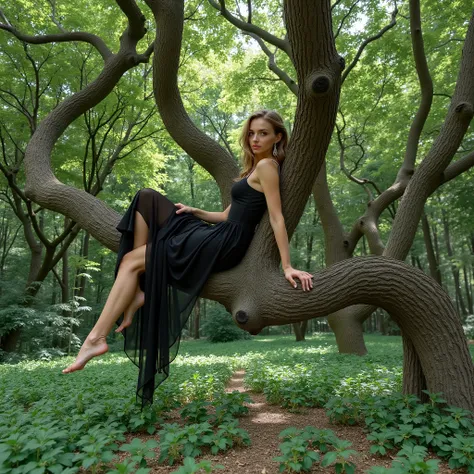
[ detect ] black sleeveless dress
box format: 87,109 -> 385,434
114,162 -> 278,409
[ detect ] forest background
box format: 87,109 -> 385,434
0,0 -> 473,368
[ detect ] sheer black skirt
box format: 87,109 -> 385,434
114,188 -> 206,410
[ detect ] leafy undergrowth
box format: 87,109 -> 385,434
0,351 -> 237,473
1,334 -> 474,473
242,335 -> 474,473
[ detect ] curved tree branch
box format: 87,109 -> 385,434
145,0 -> 238,203
16,0 -> 150,250
385,7 -> 474,258
0,24 -> 113,62
334,0 -> 361,40
246,32 -> 298,95
207,0 -> 293,59
201,256 -> 474,410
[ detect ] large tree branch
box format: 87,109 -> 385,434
145,0 -> 238,203
384,7 -> 474,259
0,24 -> 112,62
19,1 -> 150,250
201,256 -> 474,411
440,150 -> 474,184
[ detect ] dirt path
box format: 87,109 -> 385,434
115,370 -> 453,473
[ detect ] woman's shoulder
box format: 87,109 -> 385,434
256,158 -> 280,169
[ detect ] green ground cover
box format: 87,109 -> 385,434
1,334 -> 474,473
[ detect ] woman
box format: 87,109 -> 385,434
62,109 -> 313,408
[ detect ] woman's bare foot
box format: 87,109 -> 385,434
115,289 -> 145,333
62,335 -> 109,374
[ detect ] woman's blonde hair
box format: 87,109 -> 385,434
236,109 -> 288,180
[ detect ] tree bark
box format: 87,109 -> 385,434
203,256 -> 474,410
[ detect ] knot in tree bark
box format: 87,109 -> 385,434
311,75 -> 330,94
235,310 -> 248,324
233,306 -> 264,335
454,102 -> 474,119
305,70 -> 333,97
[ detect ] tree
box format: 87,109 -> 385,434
0,3 -> 161,351
1,0 -> 474,410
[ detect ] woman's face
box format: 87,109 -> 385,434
248,118 -> 280,159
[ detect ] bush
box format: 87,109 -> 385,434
202,307 -> 251,343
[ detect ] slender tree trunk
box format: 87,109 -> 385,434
62,223 -> 70,351
194,298 -> 200,339
421,211 -> 442,284
96,254 -> 104,305
442,210 -> 467,315
292,230 -> 307,340
463,265 -> 473,314
76,231 -> 90,300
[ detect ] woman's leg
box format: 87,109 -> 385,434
62,244 -> 147,373
115,211 -> 148,333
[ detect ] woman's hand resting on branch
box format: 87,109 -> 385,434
284,267 -> 314,291
175,203 -> 195,215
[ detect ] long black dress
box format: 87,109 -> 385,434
114,160 -> 278,409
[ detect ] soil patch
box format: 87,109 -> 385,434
113,370 -> 453,473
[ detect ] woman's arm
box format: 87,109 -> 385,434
176,203 -> 231,224
257,159 -> 313,291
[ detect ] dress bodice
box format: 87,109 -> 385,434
227,177 -> 267,230
227,159 -> 280,232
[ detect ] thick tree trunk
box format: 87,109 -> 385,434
293,321 -> 308,341
330,308 -> 368,354
402,334 -> 428,403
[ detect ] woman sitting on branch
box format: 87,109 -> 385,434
62,109 -> 313,408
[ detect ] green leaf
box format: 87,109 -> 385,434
321,451 -> 338,467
